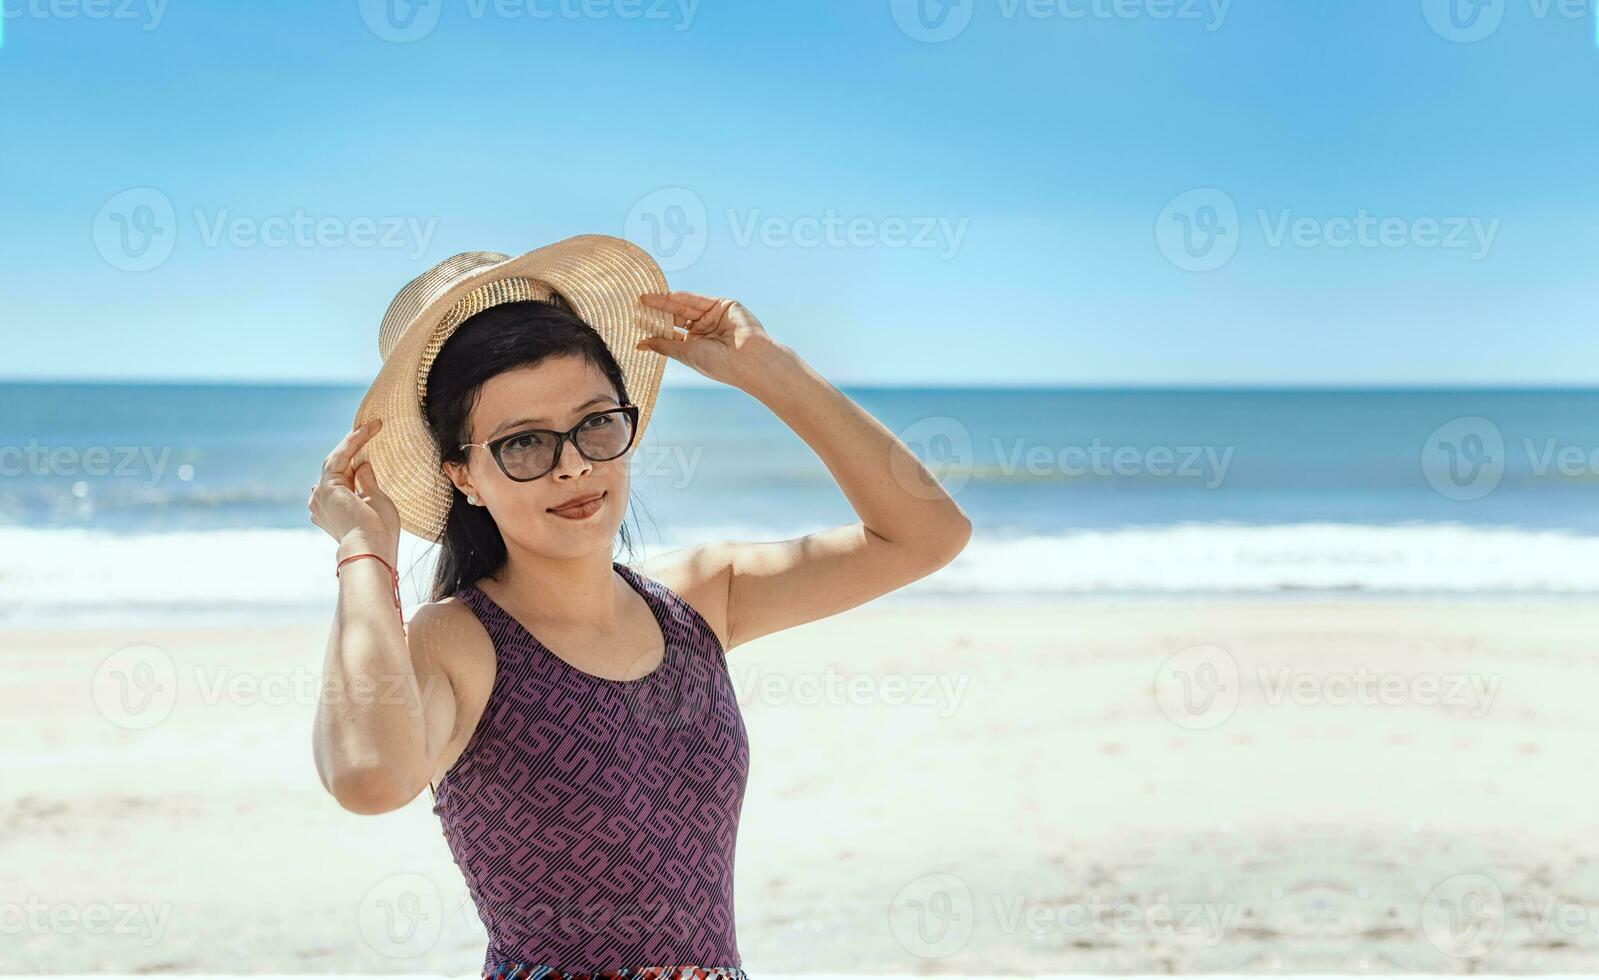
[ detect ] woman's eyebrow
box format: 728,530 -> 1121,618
488,395 -> 616,438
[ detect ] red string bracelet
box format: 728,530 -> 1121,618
335,552 -> 401,610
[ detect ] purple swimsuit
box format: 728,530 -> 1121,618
430,561 -> 750,974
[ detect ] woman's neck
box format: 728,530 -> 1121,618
483,548 -> 622,630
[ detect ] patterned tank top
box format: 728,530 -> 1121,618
430,560 -> 749,974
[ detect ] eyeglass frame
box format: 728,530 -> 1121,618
459,403 -> 641,482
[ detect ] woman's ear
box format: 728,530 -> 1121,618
443,460 -> 476,502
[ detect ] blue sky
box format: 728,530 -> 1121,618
2,0 -> 1595,386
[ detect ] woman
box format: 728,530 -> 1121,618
307,236 -> 971,979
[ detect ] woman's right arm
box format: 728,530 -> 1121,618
307,419 -> 456,814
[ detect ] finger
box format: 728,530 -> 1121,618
324,418 -> 383,477
354,460 -> 384,497
664,306 -> 709,331
639,291 -> 717,321
635,335 -> 681,359
651,306 -> 696,332
640,293 -> 725,339
319,470 -> 355,495
685,298 -> 733,335
323,422 -> 371,477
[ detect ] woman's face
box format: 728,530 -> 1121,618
445,355 -> 632,559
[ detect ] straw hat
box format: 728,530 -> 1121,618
350,234 -> 674,541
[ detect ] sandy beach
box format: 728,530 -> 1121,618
5,596 -> 1599,974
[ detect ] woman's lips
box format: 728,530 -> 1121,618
548,491 -> 606,520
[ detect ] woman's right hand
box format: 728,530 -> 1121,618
309,418 -> 401,556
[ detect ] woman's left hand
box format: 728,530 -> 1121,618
636,291 -> 783,390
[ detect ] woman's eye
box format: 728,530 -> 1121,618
505,434 -> 537,451
584,414 -> 613,429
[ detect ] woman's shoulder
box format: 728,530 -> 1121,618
403,590 -> 498,688
404,587 -> 489,638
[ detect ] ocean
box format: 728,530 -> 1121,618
4,382 -> 1599,626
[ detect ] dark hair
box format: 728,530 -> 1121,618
421,296 -> 641,601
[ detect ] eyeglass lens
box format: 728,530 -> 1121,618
497,410 -> 635,480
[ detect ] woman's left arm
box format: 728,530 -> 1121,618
637,291 -> 973,651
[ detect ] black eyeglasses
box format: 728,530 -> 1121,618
461,404 -> 640,482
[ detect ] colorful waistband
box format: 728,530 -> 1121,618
483,965 -> 748,980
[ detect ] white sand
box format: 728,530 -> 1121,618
4,597 -> 1599,973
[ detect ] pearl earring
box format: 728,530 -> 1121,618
467,495 -> 478,506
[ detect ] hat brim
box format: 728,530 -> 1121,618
350,234 -> 674,542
